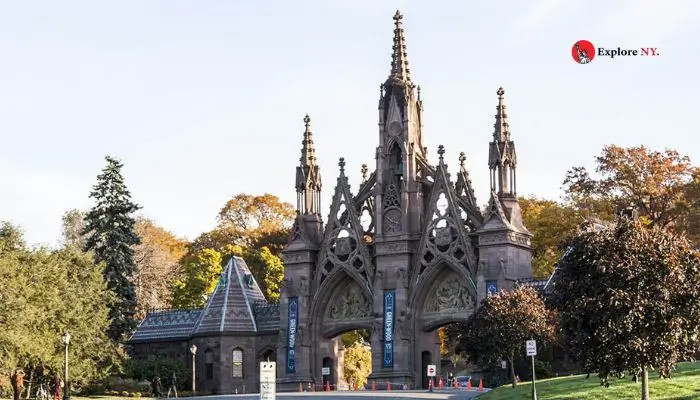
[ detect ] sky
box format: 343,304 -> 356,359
1,0 -> 699,247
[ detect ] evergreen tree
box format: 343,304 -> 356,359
82,156 -> 141,341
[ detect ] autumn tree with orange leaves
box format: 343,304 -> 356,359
563,145 -> 697,233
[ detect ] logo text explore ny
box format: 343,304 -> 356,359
572,40 -> 660,64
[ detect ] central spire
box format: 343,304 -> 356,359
300,114 -> 316,166
388,10 -> 411,84
493,87 -> 510,142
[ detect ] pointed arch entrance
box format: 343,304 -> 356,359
409,261 -> 477,388
309,269 -> 374,390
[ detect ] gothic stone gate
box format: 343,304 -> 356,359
276,249 -> 478,391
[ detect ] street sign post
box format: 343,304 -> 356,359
525,340 -> 537,400
427,364 -> 436,392
260,361 -> 276,400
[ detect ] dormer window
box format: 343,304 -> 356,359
244,274 -> 254,289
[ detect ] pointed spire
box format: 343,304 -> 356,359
494,87 -> 510,142
437,145 -> 445,164
388,10 -> 411,84
458,152 -> 466,170
300,114 -> 316,166
338,157 -> 346,174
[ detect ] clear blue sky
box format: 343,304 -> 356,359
1,0 -> 699,247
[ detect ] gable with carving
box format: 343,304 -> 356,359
412,162 -> 477,286
424,276 -> 475,314
314,164 -> 375,295
327,283 -> 371,320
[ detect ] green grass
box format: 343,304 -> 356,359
479,362 -> 700,400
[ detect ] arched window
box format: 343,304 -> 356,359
204,349 -> 214,380
232,348 -> 243,378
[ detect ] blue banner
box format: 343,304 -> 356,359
286,297 -> 299,374
383,290 -> 395,368
486,280 -> 498,297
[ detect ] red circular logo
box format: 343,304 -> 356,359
572,40 -> 595,64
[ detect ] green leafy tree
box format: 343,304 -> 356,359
549,215 -> 700,400
455,287 -> 555,388
82,156 -> 142,341
0,221 -> 25,254
171,248 -> 223,309
0,231 -> 121,395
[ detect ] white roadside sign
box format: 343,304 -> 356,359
260,361 -> 276,400
321,367 -> 330,376
526,340 -> 537,356
427,364 -> 436,377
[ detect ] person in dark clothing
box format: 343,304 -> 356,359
166,373 -> 178,398
50,375 -> 62,400
151,376 -> 163,398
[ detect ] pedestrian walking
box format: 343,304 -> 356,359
50,375 -> 62,400
151,376 -> 162,398
166,373 -> 178,398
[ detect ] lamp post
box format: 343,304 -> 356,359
61,332 -> 71,400
189,345 -> 197,396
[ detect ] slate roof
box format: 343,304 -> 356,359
129,256 -> 281,343
130,308 -> 203,342
192,256 -> 268,334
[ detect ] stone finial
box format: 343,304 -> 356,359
417,85 -> 421,98
497,87 -> 505,99
361,164 -> 368,182
303,114 -> 311,127
393,9 -> 403,21
338,157 -> 346,173
459,152 -> 466,168
437,145 -> 445,163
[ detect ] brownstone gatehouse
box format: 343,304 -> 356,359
129,10 -> 542,394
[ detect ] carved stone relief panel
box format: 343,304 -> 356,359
424,275 -> 475,313
327,284 -> 371,320
375,242 -> 409,255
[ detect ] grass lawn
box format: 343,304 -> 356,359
479,362 -> 700,400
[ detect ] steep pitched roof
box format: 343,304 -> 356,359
193,256 -> 267,334
129,308 -> 202,342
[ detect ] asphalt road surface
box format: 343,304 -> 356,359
184,389 -> 486,399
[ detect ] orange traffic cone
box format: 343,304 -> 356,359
326,381 -> 330,392
477,378 -> 483,392
439,377 -> 444,389
387,382 -> 391,392
371,381 -> 376,391
299,382 -> 303,392
467,379 -> 472,390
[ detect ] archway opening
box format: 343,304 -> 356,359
319,329 -> 372,391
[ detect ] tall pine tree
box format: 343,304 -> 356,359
83,156 -> 141,342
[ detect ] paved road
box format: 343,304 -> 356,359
184,389 -> 486,399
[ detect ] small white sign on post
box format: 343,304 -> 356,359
427,364 -> 436,377
526,340 -> 537,356
260,361 -> 276,400
501,360 -> 507,369
321,367 -> 330,376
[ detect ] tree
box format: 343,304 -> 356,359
132,218 -> 187,312
170,248 -> 223,309
217,193 -> 295,235
0,232 -> 121,395
82,156 -> 142,341
0,221 -> 25,254
60,209 -> 87,249
343,342 -> 372,389
549,215 -> 700,400
519,196 -> 584,278
677,168 -> 700,245
563,145 -> 695,230
455,287 -> 555,388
